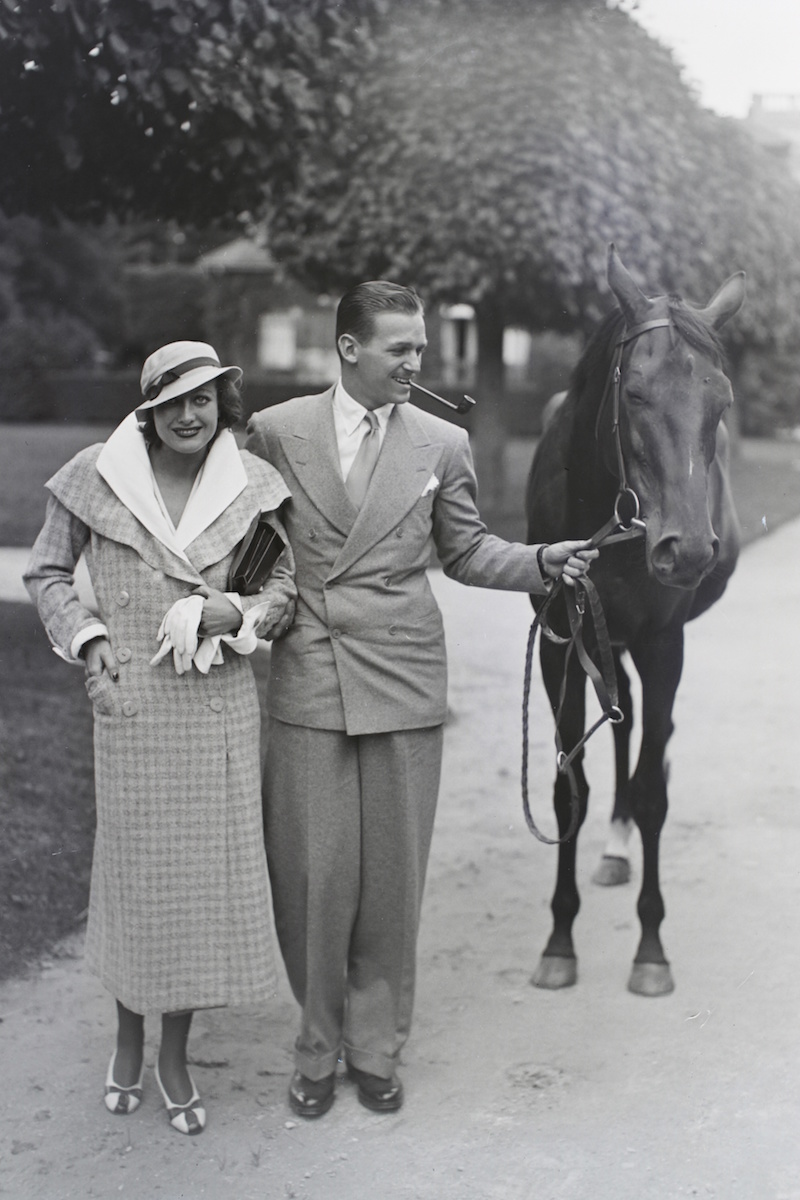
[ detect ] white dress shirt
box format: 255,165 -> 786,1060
332,382 -> 394,482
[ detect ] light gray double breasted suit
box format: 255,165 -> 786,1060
246,389 -> 550,1079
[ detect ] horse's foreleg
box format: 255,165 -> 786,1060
593,648 -> 635,886
625,630 -> 684,996
531,640 -> 589,990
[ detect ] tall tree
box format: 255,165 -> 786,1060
269,0 -> 800,478
0,0 -> 389,222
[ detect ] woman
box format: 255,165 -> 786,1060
25,341 -> 296,1135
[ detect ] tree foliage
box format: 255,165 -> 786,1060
270,0 -> 800,357
0,212 -> 124,414
0,0 -> 389,222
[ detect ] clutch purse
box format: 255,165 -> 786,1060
227,513 -> 286,595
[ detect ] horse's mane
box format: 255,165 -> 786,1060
569,294 -> 726,410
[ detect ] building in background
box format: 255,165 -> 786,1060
744,95 -> 800,184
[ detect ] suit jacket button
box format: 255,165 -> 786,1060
117,589 -> 131,606
395,528 -> 404,538
122,700 -> 138,717
388,625 -> 397,636
115,647 -> 132,663
331,629 -> 341,639
209,697 -> 224,712
309,529 -> 317,540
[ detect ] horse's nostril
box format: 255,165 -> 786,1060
651,534 -> 717,581
651,536 -> 679,572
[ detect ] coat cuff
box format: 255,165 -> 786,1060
69,622 -> 109,663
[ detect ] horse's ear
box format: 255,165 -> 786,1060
697,272 -> 746,330
607,243 -> 649,325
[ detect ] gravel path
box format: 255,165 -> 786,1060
2,520 -> 799,1200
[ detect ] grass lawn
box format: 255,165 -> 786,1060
0,603 -> 96,977
0,421 -> 798,981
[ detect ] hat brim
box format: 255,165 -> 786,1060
137,364 -> 242,410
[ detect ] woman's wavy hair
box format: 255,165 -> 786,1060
138,374 -> 243,448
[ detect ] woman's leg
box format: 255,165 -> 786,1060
114,1000 -> 144,1085
157,1011 -> 194,1104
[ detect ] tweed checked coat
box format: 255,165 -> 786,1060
245,389 -> 551,736
25,420 -> 296,1014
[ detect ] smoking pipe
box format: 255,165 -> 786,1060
408,380 -> 476,415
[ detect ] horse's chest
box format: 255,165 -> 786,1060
593,556 -> 688,646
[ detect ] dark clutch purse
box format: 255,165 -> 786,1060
227,513 -> 286,595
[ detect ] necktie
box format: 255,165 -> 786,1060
346,411 -> 381,507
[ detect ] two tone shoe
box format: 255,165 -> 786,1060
288,1070 -> 336,1118
104,1051 -> 144,1115
155,1062 -> 206,1135
347,1064 -> 404,1113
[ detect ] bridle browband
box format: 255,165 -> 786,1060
521,316 -> 673,845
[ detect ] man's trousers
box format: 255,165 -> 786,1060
263,717 -> 444,1081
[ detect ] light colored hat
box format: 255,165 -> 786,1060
138,340 -> 242,410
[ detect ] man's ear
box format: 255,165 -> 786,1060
338,333 -> 359,365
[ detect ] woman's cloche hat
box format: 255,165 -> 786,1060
138,341 -> 243,410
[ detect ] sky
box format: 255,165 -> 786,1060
625,0 -> 800,118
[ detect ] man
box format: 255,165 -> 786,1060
246,281 -> 596,1117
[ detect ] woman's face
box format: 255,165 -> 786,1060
152,381 -> 219,457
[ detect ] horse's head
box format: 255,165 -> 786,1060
605,244 -> 745,589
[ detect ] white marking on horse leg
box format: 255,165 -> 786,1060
604,818 -> 634,861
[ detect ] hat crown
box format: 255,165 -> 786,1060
140,341 -> 221,396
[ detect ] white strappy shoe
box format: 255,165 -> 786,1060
155,1061 -> 206,1135
104,1051 -> 144,1115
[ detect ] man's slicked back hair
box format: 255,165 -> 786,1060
336,281 -> 424,348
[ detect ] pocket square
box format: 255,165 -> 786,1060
421,473 -> 440,497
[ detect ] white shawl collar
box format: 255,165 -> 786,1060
95,413 -> 247,565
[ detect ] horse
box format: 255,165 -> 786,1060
524,244 -> 746,996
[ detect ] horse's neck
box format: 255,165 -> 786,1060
569,375 -> 618,498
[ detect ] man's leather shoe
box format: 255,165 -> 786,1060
347,1064 -> 404,1113
288,1070 -> 335,1118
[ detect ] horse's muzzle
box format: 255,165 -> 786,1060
649,533 -> 720,589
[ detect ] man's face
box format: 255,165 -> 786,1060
340,309 -> 428,410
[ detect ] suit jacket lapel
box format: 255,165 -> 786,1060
328,404 -> 444,581
278,389 -> 357,538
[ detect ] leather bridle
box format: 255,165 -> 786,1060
521,317 -> 672,845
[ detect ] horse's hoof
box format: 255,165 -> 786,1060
628,962 -> 675,996
531,956 -> 577,990
592,855 -> 631,887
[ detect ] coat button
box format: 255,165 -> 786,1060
384,577 -> 392,588
116,589 -> 131,606
115,647 -> 132,663
331,629 -> 341,639
122,700 -> 138,717
209,697 -> 224,712
395,528 -> 404,538
388,625 -> 398,636
309,529 -> 318,540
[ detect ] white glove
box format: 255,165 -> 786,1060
151,594 -> 267,675
150,595 -> 205,675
